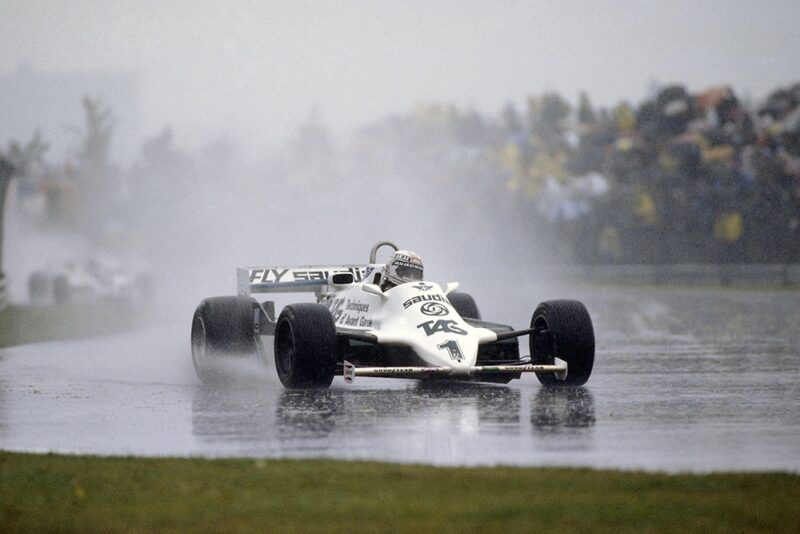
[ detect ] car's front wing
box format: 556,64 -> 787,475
342,358 -> 568,383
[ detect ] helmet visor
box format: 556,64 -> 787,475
395,265 -> 423,282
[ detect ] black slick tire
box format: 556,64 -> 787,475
530,300 -> 595,387
448,292 -> 481,320
274,303 -> 337,389
191,296 -> 258,383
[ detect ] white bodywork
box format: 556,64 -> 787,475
236,263 -> 567,382
328,281 -> 497,371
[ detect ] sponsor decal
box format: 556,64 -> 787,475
392,259 -> 422,270
393,253 -> 422,265
292,267 -> 365,282
420,302 -> 449,316
345,301 -> 370,314
292,270 -> 329,281
249,267 -> 365,284
437,340 -> 464,362
372,367 -> 415,375
412,283 -> 433,291
340,314 -> 373,327
249,269 -> 290,284
329,298 -> 373,328
328,297 -> 346,321
417,320 -> 467,336
403,294 -> 446,309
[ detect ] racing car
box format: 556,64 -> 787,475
191,241 -> 595,388
28,257 -> 155,305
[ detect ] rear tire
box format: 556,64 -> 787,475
274,303 -> 337,389
191,296 -> 258,383
530,300 -> 595,386
448,292 -> 481,320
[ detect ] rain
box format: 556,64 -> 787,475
1,1 -> 799,472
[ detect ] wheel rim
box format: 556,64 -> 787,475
275,319 -> 295,378
532,315 -> 555,364
191,315 -> 207,369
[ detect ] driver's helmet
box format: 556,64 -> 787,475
380,250 -> 423,290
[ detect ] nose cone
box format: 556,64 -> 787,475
411,333 -> 479,372
377,282 -> 487,371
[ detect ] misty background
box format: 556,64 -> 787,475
2,0 -> 799,323
3,1 -> 800,159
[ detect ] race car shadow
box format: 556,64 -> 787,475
530,387 -> 596,433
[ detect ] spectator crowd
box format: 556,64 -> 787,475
350,82 -> 800,264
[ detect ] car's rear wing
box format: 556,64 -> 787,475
237,265 -> 367,296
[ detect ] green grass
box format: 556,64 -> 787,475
0,302 -> 139,348
1,452 -> 799,533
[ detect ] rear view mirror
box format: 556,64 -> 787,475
361,283 -> 387,299
444,282 -> 460,295
329,272 -> 354,287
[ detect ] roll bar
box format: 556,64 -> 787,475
369,241 -> 399,263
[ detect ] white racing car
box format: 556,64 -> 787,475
191,241 -> 595,388
28,257 -> 154,305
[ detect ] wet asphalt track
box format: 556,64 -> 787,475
1,285 -> 799,472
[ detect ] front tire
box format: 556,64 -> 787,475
530,300 -> 595,386
274,303 -> 337,389
191,296 -> 258,383
448,292 -> 481,320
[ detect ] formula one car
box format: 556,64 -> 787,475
28,257 -> 155,305
191,241 -> 595,388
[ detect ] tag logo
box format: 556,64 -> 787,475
417,320 -> 467,336
412,283 -> 433,291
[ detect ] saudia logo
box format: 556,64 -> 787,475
420,302 -> 448,316
403,294 -> 446,309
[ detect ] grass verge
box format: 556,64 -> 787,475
1,452 -> 799,533
0,302 -> 139,348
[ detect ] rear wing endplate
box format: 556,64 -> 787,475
237,265 -> 366,296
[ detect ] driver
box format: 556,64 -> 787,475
380,250 -> 424,291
